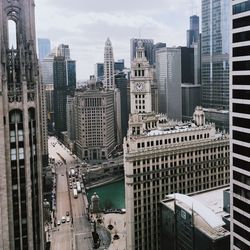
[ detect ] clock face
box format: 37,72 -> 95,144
135,82 -> 144,91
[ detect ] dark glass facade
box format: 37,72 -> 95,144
53,56 -> 76,134
115,72 -> 128,139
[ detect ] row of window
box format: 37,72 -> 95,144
233,15 -> 250,29
233,143 -> 250,157
134,70 -> 145,77
137,133 -> 210,149
234,223 -> 250,244
233,130 -> 250,143
233,1 -> 250,15
233,183 -> 250,199
233,116 -> 250,129
133,146 -> 228,166
233,103 -> 250,114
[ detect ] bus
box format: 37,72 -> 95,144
76,182 -> 81,193
73,188 -> 78,198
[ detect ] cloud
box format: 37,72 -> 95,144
35,0 -> 201,79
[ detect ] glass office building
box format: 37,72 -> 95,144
201,0 -> 230,110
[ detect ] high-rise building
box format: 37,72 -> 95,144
124,107 -> 230,250
0,0 -> 44,249
130,38 -> 154,65
115,72 -> 129,139
38,38 -> 51,61
41,55 -> 54,85
45,83 -> 54,132
95,63 -> 104,81
115,59 -> 125,72
181,47 -> 194,84
161,188 -> 230,250
104,38 -> 115,89
201,0 -> 230,131
53,45 -> 76,135
182,84 -> 201,121
95,59 -> 125,83
56,44 -> 70,59
74,77 -> 116,162
66,95 -> 76,142
187,15 -> 200,48
231,1 -> 250,249
152,42 -> 166,65
155,47 -> 182,120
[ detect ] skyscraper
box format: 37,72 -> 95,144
155,47 -> 182,120
130,38 -> 154,65
231,1 -> 250,249
115,59 -> 125,72
95,62 -> 104,81
38,38 -> 51,61
53,54 -> 76,134
104,38 -> 115,89
187,15 -> 199,48
201,0 -> 230,131
152,42 -> 166,65
56,44 -> 70,59
0,0 -> 44,249
115,72 -> 129,139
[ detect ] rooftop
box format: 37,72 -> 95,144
161,187 -> 230,240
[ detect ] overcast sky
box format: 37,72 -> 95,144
35,0 -> 201,80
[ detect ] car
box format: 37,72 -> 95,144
66,211 -> 70,216
57,220 -> 61,226
61,216 -> 66,223
66,217 -> 70,223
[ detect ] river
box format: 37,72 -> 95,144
87,179 -> 125,209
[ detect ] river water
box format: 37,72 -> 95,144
87,179 -> 125,209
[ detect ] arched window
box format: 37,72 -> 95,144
8,19 -> 17,49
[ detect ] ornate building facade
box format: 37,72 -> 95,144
0,0 -> 44,249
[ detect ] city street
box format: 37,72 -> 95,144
48,136 -> 94,250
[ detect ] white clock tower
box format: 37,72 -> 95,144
130,41 -> 153,114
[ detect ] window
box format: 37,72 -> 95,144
18,130 -> 23,141
233,117 -> 250,129
11,148 -> 17,160
233,90 -> 250,99
233,1 -> 250,15
233,30 -> 250,43
233,46 -> 250,57
233,15 -> 250,29
10,131 -> 16,142
233,103 -> 250,114
8,20 -> 17,49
